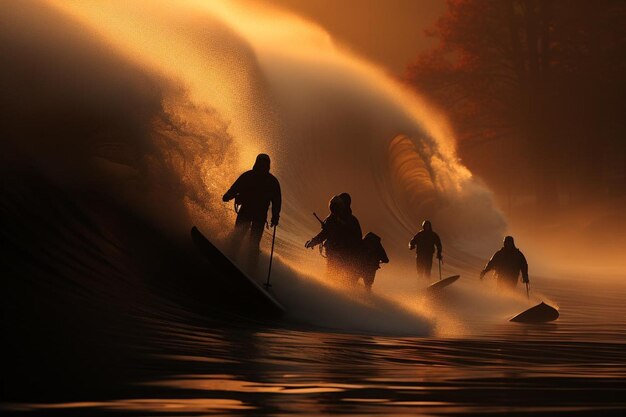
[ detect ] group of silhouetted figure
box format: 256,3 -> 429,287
303,192 -> 389,290
223,154 -> 530,292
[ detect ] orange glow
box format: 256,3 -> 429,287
5,399 -> 253,413
142,375 -> 354,394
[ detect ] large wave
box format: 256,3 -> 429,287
2,0 -> 507,336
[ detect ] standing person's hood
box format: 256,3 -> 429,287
422,220 -> 432,232
329,195 -> 347,216
503,235 -> 516,249
338,192 -> 352,215
364,232 -> 380,242
252,153 -> 270,173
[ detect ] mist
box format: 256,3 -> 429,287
1,0 -> 532,336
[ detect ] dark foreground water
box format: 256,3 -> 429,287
4,277 -> 625,416
2,177 -> 625,416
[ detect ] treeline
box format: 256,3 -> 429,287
406,0 -> 626,209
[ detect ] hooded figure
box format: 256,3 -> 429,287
480,236 -> 528,289
338,192 -> 352,213
409,220 -> 442,281
358,232 -> 389,291
305,193 -> 362,284
223,153 -> 281,271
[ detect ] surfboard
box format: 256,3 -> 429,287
510,301 -> 559,323
190,226 -> 285,317
426,275 -> 461,292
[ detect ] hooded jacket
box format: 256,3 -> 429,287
410,221 -> 442,259
308,194 -> 362,255
223,154 -> 281,222
483,237 -> 529,282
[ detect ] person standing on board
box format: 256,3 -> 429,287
479,236 -> 528,289
409,220 -> 442,281
223,153 -> 281,271
305,193 -> 362,285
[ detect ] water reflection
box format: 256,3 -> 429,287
144,375 -> 351,394
4,280 -> 626,416
7,399 -> 253,413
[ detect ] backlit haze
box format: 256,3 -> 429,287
2,0 -> 624,335
2,1 -> 626,415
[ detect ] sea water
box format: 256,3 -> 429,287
6,276 -> 625,416
2,1 -> 625,415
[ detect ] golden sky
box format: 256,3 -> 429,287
255,0 -> 446,75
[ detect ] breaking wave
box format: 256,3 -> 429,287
2,0 -> 507,337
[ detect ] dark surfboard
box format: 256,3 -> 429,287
510,301 -> 559,323
191,226 -> 285,317
426,275 -> 461,292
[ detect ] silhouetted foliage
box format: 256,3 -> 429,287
406,0 -> 626,207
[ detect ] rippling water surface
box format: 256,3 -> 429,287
7,277 -> 625,416
2,2 -> 625,415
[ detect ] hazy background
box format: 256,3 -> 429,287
260,0 -> 626,275
257,0 -> 446,75
2,3 -> 625,414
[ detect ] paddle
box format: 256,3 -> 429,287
264,225 -> 277,289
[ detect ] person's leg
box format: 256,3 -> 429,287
424,256 -> 433,280
327,252 -> 351,286
229,214 -> 250,257
346,257 -> 360,287
497,275 -> 517,290
363,269 -> 375,291
326,251 -> 341,280
246,219 -> 265,272
334,260 -> 350,286
415,257 -> 423,280
416,256 -> 431,282
341,263 -> 355,287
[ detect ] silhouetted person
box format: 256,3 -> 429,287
305,193 -> 362,284
223,153 -> 281,271
480,236 -> 528,289
409,220 -> 442,281
358,232 -> 389,291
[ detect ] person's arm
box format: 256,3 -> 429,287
519,251 -> 529,283
305,217 -> 330,248
223,173 -> 245,202
379,244 -> 389,264
480,252 -> 499,279
435,233 -> 443,260
409,234 -> 417,250
270,177 -> 281,226
305,227 -> 327,249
